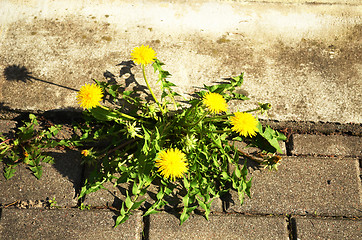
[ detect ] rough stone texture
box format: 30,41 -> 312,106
0,119 -> 16,136
262,119 -> 362,136
148,213 -> 289,240
291,134 -> 362,156
226,157 -> 362,217
293,216 -> 362,240
0,149 -> 82,207
235,0 -> 360,3
0,0 -> 361,124
0,209 -> 143,240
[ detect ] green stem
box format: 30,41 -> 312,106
211,129 -> 233,134
204,113 -> 234,121
133,133 -> 144,139
185,111 -> 208,127
204,107 -> 262,122
184,101 -> 201,118
99,105 -> 148,124
170,92 -> 178,111
116,109 -> 148,124
243,107 -> 262,113
142,64 -> 164,114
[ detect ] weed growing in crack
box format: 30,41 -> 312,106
1,45 -> 286,227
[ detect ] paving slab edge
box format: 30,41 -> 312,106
1,111 -> 361,135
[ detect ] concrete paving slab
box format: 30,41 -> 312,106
242,0 -> 360,3
262,120 -> 362,136
291,134 -> 362,156
0,119 -> 16,138
0,119 -> 16,133
226,156 -> 362,217
148,213 -> 289,240
0,149 -> 82,207
292,216 -> 362,240
0,0 -> 361,124
0,208 -> 143,240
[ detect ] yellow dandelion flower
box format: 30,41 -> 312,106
155,148 -> 188,181
230,112 -> 259,137
76,83 -> 103,110
131,45 -> 156,65
202,92 -> 228,114
81,150 -> 89,157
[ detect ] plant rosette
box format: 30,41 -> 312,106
75,45 -> 286,227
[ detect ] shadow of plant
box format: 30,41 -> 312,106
49,149 -> 83,198
3,64 -> 78,92
101,61 -> 154,108
3,65 -> 33,83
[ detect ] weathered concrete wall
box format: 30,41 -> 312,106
0,0 -> 361,123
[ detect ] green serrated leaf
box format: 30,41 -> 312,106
114,213 -> 130,228
232,93 -> 249,100
143,209 -> 159,217
29,165 -> 42,179
143,174 -> 153,186
234,166 -> 241,178
161,91 -> 168,100
238,190 -> 245,205
190,178 -> 198,188
49,126 -> 59,135
241,163 -> 248,177
4,165 -> 16,180
164,187 -> 173,195
187,205 -> 198,214
132,183 -> 140,195
131,199 -> 146,210
156,188 -> 165,200
120,202 -> 126,215
197,199 -> 207,212
183,176 -> 190,190
29,114 -> 37,124
90,106 -> 119,122
42,155 -> 54,164
162,80 -> 175,88
257,123 -> 284,154
179,208 -> 190,225
231,73 -> 244,86
180,205 -> 198,225
221,171 -> 230,180
183,194 -> 190,207
125,193 -> 133,209
245,178 -> 252,198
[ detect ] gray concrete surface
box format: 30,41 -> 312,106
227,157 -> 361,217
292,216 -> 362,240
291,134 -> 362,156
262,120 -> 362,136
0,120 -> 16,132
0,0 -> 361,124
148,213 -> 289,240
235,0 -> 361,3
0,150 -> 82,207
0,209 -> 143,240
